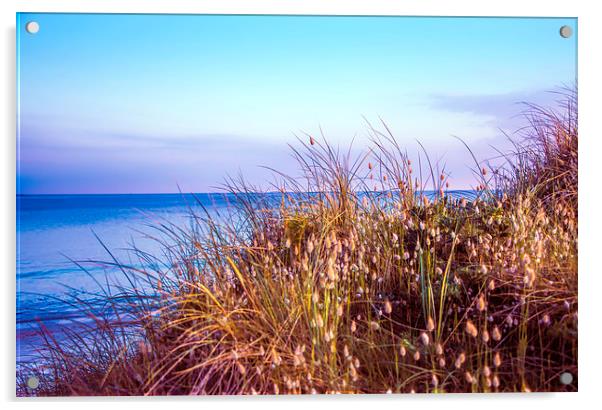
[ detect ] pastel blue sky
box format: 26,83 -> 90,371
17,14 -> 576,194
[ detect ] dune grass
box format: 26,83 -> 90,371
18,91 -> 577,395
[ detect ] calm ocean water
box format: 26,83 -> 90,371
16,191 -> 477,363
16,193 -> 238,363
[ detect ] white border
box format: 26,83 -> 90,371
2,1 -> 600,409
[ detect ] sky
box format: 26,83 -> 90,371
17,14 -> 577,194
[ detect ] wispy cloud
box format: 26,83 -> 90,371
428,88 -> 569,130
17,127 -> 297,194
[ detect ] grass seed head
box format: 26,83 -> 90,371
492,326 -> 502,341
465,320 -> 478,338
399,345 -> 407,357
455,353 -> 466,369
427,316 -> 435,332
384,300 -> 392,315
494,352 -> 502,368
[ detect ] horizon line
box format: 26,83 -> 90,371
17,188 -> 479,196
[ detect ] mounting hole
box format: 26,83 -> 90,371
25,21 -> 40,34
559,25 -> 573,39
560,372 -> 573,385
27,375 -> 40,389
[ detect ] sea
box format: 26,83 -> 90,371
16,193 -> 237,364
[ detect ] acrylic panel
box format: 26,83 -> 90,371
16,13 -> 578,395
